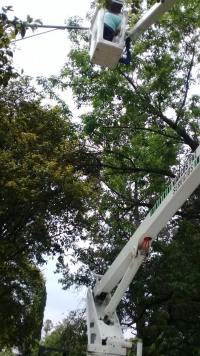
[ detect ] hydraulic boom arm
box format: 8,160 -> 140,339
86,145 -> 200,356
128,0 -> 180,40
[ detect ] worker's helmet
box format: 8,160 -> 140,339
109,0 -> 123,12
112,0 -> 124,4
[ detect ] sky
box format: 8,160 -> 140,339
2,0 -> 91,328
5,0 -> 91,77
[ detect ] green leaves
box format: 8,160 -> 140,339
41,311 -> 87,356
52,0 -> 200,354
0,6 -> 43,86
1,6 -> 13,13
0,261 -> 46,351
0,76 -> 101,350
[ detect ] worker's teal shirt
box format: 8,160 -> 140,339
104,12 -> 122,32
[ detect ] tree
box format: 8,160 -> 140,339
0,262 -> 46,352
49,0 -> 200,354
43,320 -> 54,337
0,6 -> 42,86
41,311 -> 87,356
0,352 -> 14,356
0,76 -> 100,349
20,271 -> 47,356
0,3 -> 102,353
0,76 -> 100,264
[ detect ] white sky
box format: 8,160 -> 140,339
6,0 -> 91,77
2,0 -> 91,327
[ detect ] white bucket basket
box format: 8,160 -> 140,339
90,8 -> 128,69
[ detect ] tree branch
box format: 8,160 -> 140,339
120,70 -> 199,151
103,124 -> 183,141
150,106 -> 199,151
102,163 -> 175,177
176,48 -> 196,125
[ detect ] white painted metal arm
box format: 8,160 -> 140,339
94,146 -> 200,299
104,252 -> 146,317
137,339 -> 143,356
87,145 -> 200,356
128,0 -> 180,40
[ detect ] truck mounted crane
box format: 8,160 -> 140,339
86,144 -> 200,356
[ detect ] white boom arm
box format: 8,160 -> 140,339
128,0 -> 180,40
93,146 -> 200,304
86,144 -> 200,356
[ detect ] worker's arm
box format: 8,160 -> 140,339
115,26 -> 121,35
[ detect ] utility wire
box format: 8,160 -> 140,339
9,22 -> 90,43
7,20 -> 89,31
32,24 -> 89,30
11,28 -> 59,42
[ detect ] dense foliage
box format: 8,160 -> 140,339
0,77 -> 100,264
41,311 -> 87,356
0,3 -> 101,351
49,0 -> 200,354
0,266 -> 46,353
0,75 -> 100,349
0,6 -> 50,351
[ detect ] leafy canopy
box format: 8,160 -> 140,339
52,0 -> 200,354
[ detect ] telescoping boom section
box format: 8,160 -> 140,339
86,144 -> 200,356
128,0 -> 180,40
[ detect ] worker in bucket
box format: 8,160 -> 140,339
103,0 -> 131,64
103,1 -> 122,41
